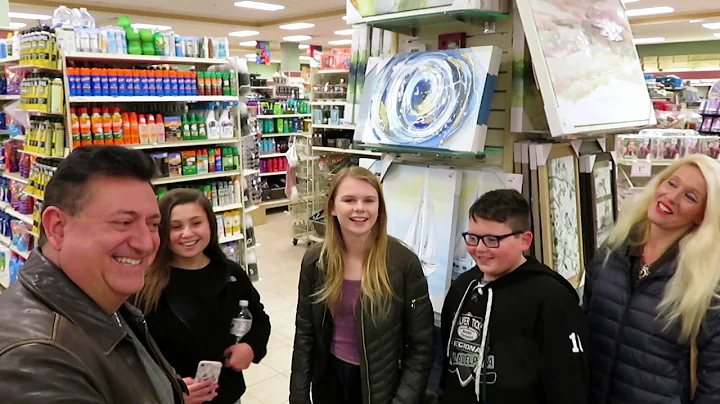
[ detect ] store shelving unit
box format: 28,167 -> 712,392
0,45 -> 263,286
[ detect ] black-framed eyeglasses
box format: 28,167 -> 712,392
461,231 -> 522,248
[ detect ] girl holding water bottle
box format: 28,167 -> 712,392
136,189 -> 270,404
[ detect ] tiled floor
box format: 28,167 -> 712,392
242,211 -> 309,404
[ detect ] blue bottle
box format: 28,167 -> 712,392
117,71 -> 127,96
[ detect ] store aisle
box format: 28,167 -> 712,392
242,212 -> 306,404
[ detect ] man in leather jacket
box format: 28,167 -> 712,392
0,146 -> 187,403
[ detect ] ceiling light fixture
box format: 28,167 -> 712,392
329,39 -> 353,45
299,56 -> 312,61
279,22 -> 315,30
702,22 -> 720,29
690,19 -> 704,23
131,23 -> 173,31
298,44 -> 310,49
234,1 -> 285,11
283,35 -> 312,42
239,40 -> 258,47
245,53 -> 258,58
9,22 -> 26,29
621,0 -> 639,3
714,33 -> 720,38
8,12 -> 51,20
625,7 -> 675,17
342,16 -> 348,20
334,29 -> 354,36
632,37 -> 666,44
229,30 -> 261,37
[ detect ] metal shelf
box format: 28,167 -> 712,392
312,123 -> 356,130
9,64 -> 62,73
262,132 -> 310,138
256,114 -> 312,119
259,171 -> 287,177
259,153 -> 285,159
4,206 -> 34,225
0,56 -> 19,65
0,94 -> 20,101
219,233 -> 244,244
69,95 -> 237,103
125,138 -> 239,150
63,52 -> 229,65
213,203 -> 244,213
2,172 -> 29,184
261,198 -> 290,209
151,170 -> 241,185
313,146 -> 382,157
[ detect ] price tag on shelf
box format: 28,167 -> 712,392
631,161 -> 653,177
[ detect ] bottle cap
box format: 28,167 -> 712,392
239,300 -> 249,307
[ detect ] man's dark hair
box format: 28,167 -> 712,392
468,189 -> 531,233
40,146 -> 157,244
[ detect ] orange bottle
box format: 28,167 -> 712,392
129,112 -> 140,144
70,108 -> 81,148
91,108 -> 104,145
112,108 -> 123,145
79,108 -> 92,146
102,107 -> 112,144
121,112 -> 131,144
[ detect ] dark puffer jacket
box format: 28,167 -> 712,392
289,239 -> 434,404
584,244 -> 720,404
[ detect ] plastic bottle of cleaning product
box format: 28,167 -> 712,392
206,107 -> 220,139
79,8 -> 95,28
121,112 -> 131,144
189,114 -> 198,140
79,108 -> 92,146
138,114 -> 150,144
147,114 -> 157,144
219,106 -> 234,139
197,113 -> 207,139
91,108 -> 103,145
70,108 -> 80,148
181,113 -> 191,140
112,108 -> 123,145
208,148 -> 216,172
52,6 -> 73,29
154,114 -> 165,143
129,112 -> 140,144
102,108 -> 112,144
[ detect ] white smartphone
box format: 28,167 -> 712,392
194,360 -> 222,385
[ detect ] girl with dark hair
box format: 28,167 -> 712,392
136,188 -> 270,404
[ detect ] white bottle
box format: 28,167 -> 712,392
230,300 -> 252,343
206,107 -> 220,139
79,8 -> 96,28
219,107 -> 234,139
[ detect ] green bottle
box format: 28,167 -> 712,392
198,113 -> 207,139
190,114 -> 199,140
232,147 -> 239,171
276,117 -> 284,133
181,114 -> 191,140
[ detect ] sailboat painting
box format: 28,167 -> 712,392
383,164 -> 461,313
453,170 -> 524,280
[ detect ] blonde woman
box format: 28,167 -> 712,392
289,167 -> 434,404
584,154 -> 720,404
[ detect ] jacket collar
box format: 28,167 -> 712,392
18,250 -> 130,354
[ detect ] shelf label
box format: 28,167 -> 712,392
631,161 -> 652,178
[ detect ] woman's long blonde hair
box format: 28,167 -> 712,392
315,166 -> 395,319
604,154 -> 720,342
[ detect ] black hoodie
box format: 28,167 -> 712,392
439,256 -> 588,404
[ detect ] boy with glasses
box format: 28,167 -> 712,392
439,189 -> 587,404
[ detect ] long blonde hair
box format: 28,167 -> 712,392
604,154 -> 720,341
315,166 -> 395,319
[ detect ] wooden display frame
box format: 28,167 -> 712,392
579,153 -> 617,266
537,144 -> 584,288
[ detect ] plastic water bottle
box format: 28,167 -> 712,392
230,300 -> 252,343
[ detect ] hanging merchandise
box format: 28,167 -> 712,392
255,41 -> 271,65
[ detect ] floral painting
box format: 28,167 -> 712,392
548,155 -> 581,280
593,163 -> 615,245
516,0 -> 654,135
348,0 -> 454,17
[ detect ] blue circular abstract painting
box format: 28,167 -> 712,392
368,50 -> 485,149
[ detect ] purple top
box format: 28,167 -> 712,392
331,279 -> 362,365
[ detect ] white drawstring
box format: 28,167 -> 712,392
475,286 -> 493,402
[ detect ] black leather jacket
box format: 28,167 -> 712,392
0,251 -> 186,403
290,240 -> 434,404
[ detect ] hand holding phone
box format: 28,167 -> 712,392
182,377 -> 217,404
194,360 -> 223,385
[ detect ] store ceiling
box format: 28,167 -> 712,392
628,0 -> 720,43
8,0 -> 349,59
6,0 -> 720,57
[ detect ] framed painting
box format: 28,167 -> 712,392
515,0 -> 655,137
356,46 -> 503,153
452,169 -> 522,280
537,143 -> 584,287
346,0 -> 507,23
383,164 -> 461,312
579,153 -> 617,266
528,143 -> 544,261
